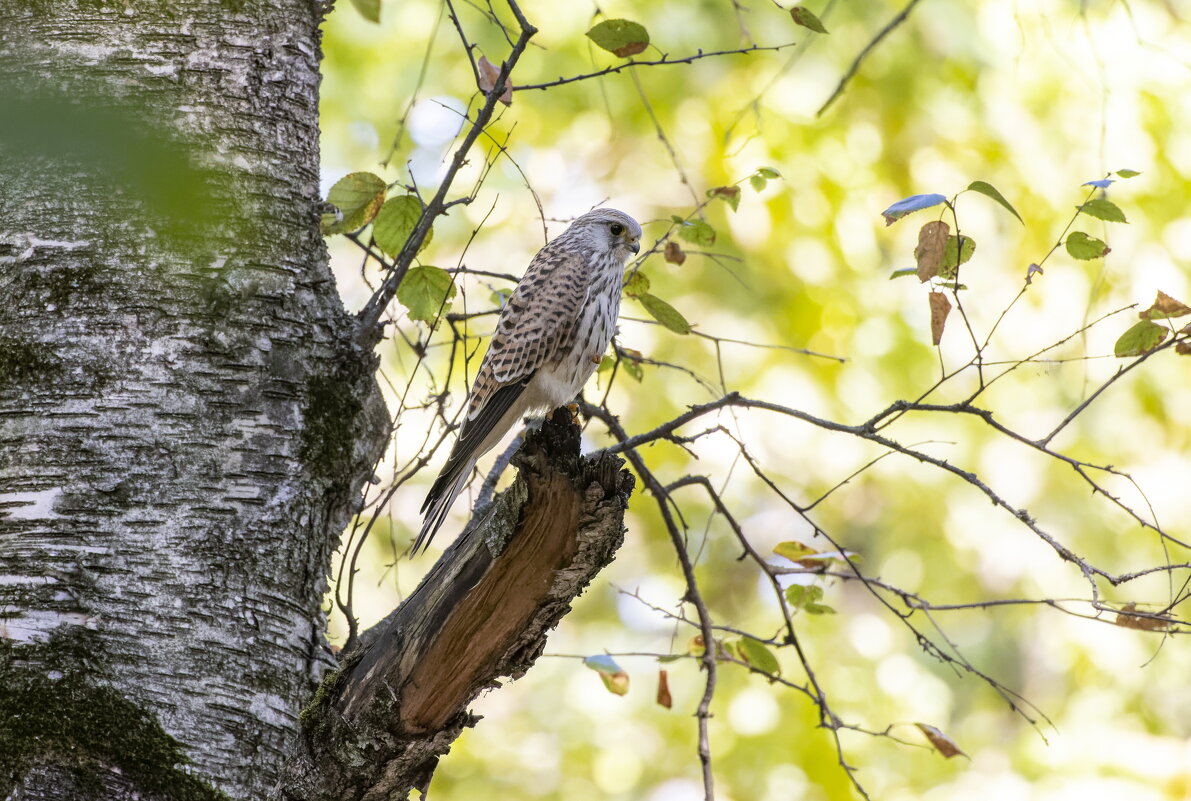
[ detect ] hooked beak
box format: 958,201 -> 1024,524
628,240 -> 640,254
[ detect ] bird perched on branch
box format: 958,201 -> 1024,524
414,208 -> 643,554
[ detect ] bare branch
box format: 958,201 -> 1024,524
817,0 -> 926,116
514,42 -> 801,92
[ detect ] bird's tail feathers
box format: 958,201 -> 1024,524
412,456 -> 474,555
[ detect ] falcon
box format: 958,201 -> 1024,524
413,208 -> 643,554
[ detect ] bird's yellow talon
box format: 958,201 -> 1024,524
566,402 -> 581,424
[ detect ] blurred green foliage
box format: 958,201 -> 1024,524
320,1 -> 1191,799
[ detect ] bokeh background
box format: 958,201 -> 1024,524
318,1 -> 1191,799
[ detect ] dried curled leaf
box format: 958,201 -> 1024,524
1114,602 -> 1170,631
928,291 -> 952,346
656,669 -> 672,709
707,185 -> 741,211
916,723 -> 967,759
1139,290 -> 1191,320
664,240 -> 687,265
477,55 -> 513,105
914,220 -> 950,282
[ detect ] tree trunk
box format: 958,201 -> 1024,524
0,5 -> 635,800
0,3 -> 389,798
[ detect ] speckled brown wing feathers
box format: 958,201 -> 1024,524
470,247 -> 590,403
413,247 -> 591,553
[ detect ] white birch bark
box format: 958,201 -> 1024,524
0,3 -> 388,798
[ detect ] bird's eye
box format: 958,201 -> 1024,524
609,223 -> 624,236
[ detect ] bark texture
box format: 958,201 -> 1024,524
274,411 -> 634,801
0,3 -> 388,798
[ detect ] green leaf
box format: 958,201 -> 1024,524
889,267 -> 917,280
586,19 -> 650,58
1065,231 -> 1110,260
657,654 -> 684,663
623,269 -> 650,298
966,180 -> 1023,224
597,355 -> 616,373
939,234 -> 976,278
757,166 -> 782,179
583,655 -> 629,695
774,541 -> 819,562
349,0 -> 380,22
785,584 -> 836,614
1077,198 -> 1128,224
749,174 -> 767,192
622,359 -> 644,382
785,584 -> 821,608
638,293 -> 691,335
736,637 -> 781,675
1115,168 -> 1141,178
678,219 -> 716,247
396,265 -> 457,324
707,185 -> 741,212
1114,320 -> 1168,357
322,172 -> 387,234
789,6 -> 828,34
373,194 -> 428,257
489,288 -> 512,307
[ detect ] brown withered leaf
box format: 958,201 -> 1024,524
656,669 -> 672,709
915,723 -> 967,759
1176,341 -> 1191,356
664,240 -> 686,265
477,55 -> 513,105
708,185 -> 741,211
928,291 -> 952,345
1114,602 -> 1170,631
1139,290 -> 1191,320
915,220 -> 950,282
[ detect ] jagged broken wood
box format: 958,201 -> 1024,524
273,410 -> 634,801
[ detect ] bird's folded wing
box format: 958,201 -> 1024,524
479,248 -> 591,393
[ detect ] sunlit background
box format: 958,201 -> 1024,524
319,1 -> 1191,799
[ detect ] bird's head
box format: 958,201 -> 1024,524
570,208 -> 642,262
